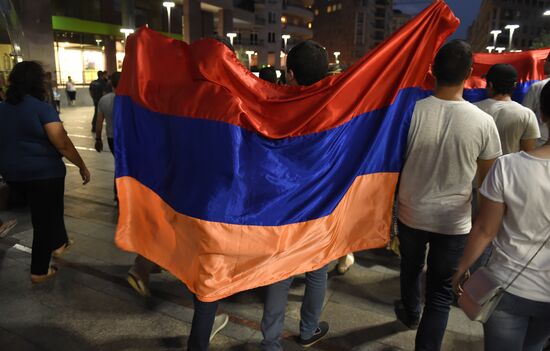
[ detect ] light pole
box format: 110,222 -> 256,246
486,46 -> 495,53
282,34 -> 291,52
504,24 -> 520,51
544,10 -> 550,16
245,50 -> 255,69
226,32 -> 237,46
120,28 -> 134,39
163,2 -> 175,34
490,29 -> 502,46
333,51 -> 340,64
495,47 -> 506,53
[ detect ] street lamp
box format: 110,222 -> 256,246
495,47 -> 506,53
544,10 -> 550,16
333,51 -> 341,64
245,50 -> 255,69
163,2 -> 176,34
490,30 -> 502,46
226,32 -> 237,46
95,39 -> 102,46
282,34 -> 291,52
504,24 -> 520,50
486,46 -> 495,53
120,28 -> 134,39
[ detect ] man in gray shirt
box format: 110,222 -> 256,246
395,40 -> 502,351
95,72 -> 120,155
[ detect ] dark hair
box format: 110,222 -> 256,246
287,40 -> 329,86
5,61 -> 47,104
259,67 -> 277,83
432,40 -> 473,86
97,71 -> 103,78
207,34 -> 235,53
541,81 -> 550,120
490,82 -> 515,96
110,72 -> 121,89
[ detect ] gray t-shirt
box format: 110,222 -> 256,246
98,92 -> 115,138
398,96 -> 502,235
475,98 -> 540,155
523,78 -> 550,146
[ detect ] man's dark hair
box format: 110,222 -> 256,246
259,66 -> 277,83
490,82 -> 515,96
97,70 -> 103,78
110,72 -> 121,89
5,61 -> 47,104
432,39 -> 473,86
287,40 -> 329,86
541,81 -> 550,119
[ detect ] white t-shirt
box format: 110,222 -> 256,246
475,99 -> 540,155
398,96 -> 502,235
98,92 -> 115,138
66,81 -> 76,92
523,78 -> 549,146
481,152 -> 550,302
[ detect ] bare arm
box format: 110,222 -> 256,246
476,158 -> 496,208
43,122 -> 90,184
520,139 -> 537,152
452,196 -> 506,292
95,110 -> 105,152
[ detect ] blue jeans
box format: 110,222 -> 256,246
260,265 -> 329,351
484,292 -> 550,351
397,221 -> 467,351
187,296 -> 219,351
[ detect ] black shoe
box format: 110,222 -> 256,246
394,300 -> 419,330
297,321 -> 329,347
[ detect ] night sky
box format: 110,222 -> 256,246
394,0 -> 483,40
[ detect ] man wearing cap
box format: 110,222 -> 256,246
523,52 -> 550,146
475,64 -> 540,154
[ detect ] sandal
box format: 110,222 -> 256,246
0,219 -> 17,238
31,266 -> 58,284
52,238 -> 75,258
127,270 -> 151,297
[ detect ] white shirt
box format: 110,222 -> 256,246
523,78 -> 550,145
475,99 -> 540,155
398,96 -> 502,235
66,81 -> 76,92
481,152 -> 550,302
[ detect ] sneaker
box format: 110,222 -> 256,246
209,313 -> 229,342
0,219 -> 17,238
394,300 -> 419,330
297,321 -> 329,347
336,253 -> 355,275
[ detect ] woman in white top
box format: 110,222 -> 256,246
65,76 -> 77,106
452,81 -> 550,351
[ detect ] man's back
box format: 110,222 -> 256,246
398,96 -> 501,235
475,98 -> 540,154
523,78 -> 550,145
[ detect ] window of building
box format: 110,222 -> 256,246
337,3 -> 342,10
268,32 -> 276,43
327,6 -> 332,13
355,12 -> 365,45
308,22 -> 312,29
250,32 -> 258,45
268,12 -> 276,24
314,9 -> 319,15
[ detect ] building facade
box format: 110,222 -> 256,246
311,0 -> 393,68
468,0 -> 550,52
391,9 -> 411,34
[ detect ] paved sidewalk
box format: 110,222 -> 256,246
0,106 -> 484,350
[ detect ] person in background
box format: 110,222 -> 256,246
260,40 -> 330,350
65,76 -> 77,106
259,66 -> 278,84
95,72 -> 120,157
0,218 -> 17,238
44,71 -> 58,113
453,81 -> 550,351
0,61 -> 90,283
475,64 -> 540,154
394,40 -> 501,351
523,51 -> 550,146
89,70 -> 107,132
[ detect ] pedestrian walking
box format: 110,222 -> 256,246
394,40 -> 502,351
89,71 -> 107,132
0,61 -> 90,284
65,76 -> 77,106
523,51 -> 550,146
453,81 -> 550,351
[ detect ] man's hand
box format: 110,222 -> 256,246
79,166 -> 91,185
95,139 -> 103,152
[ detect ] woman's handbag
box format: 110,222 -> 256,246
458,230 -> 550,323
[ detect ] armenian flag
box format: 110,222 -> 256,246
114,1 -> 459,302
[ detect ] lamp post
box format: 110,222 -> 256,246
245,50 -> 255,69
504,24 -> 520,51
490,29 -> 502,46
495,47 -> 506,53
226,32 -> 237,46
163,2 -> 176,34
486,46 -> 495,53
544,10 -> 550,16
282,34 -> 291,52
120,28 -> 134,39
333,51 -> 341,64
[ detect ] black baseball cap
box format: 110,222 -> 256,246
484,64 -> 518,88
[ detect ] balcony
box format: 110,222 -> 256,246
282,5 -> 313,20
283,24 -> 312,38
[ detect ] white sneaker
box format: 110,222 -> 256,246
336,253 -> 355,275
209,313 -> 229,341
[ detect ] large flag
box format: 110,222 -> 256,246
465,48 -> 550,103
114,1 -> 458,302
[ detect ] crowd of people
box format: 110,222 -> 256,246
0,36 -> 549,351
